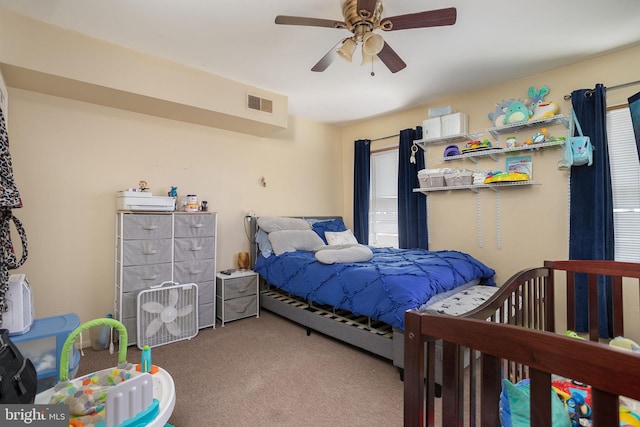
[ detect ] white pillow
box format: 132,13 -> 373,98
315,244 -> 373,264
257,217 -> 311,233
268,230 -> 325,256
325,229 -> 358,246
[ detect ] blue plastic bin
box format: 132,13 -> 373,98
11,313 -> 81,392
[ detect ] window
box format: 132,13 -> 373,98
607,106 -> 640,262
369,149 -> 398,247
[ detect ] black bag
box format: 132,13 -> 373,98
0,328 -> 37,404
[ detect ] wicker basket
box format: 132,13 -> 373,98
418,170 -> 445,188
444,171 -> 473,187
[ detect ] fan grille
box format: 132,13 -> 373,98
137,283 -> 199,349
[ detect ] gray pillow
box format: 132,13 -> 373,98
314,244 -> 373,264
268,230 -> 325,256
257,217 -> 311,233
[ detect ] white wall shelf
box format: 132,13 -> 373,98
432,139 -> 566,164
414,180 -> 540,194
414,132 -> 484,150
487,114 -> 568,140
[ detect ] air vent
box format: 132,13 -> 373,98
247,94 -> 273,113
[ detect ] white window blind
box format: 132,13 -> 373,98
369,149 -> 399,248
607,107 -> 640,262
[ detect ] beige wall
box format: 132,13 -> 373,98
7,89 -> 342,322
341,43 -> 640,285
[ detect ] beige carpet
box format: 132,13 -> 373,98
76,310 -> 404,426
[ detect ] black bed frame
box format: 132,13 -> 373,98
249,216 -> 408,370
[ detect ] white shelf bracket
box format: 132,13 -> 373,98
476,192 -> 483,248
496,191 -> 502,249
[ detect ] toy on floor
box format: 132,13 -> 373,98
35,318 -> 175,427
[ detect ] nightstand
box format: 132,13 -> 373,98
216,270 -> 259,326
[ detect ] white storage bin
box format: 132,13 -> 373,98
422,117 -> 441,139
441,113 -> 468,137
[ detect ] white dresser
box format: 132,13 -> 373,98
115,212 -> 217,345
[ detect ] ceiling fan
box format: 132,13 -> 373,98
275,0 -> 457,74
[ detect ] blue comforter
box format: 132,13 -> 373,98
254,247 -> 495,330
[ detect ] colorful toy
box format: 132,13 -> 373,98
620,407 -> 640,426
528,85 -> 550,106
527,85 -> 559,120
461,139 -> 492,153
530,101 -> 559,121
488,99 -> 514,128
524,128 -> 548,145
483,170 -> 529,183
36,318 -> 176,427
503,100 -> 532,125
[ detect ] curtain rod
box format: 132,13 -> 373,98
371,133 -> 399,142
563,79 -> 640,100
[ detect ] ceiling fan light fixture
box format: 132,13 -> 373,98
336,38 -> 357,62
362,32 -> 384,56
361,52 -> 379,66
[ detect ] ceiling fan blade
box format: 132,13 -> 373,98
380,7 -> 457,31
311,39 -> 344,72
275,15 -> 346,29
356,0 -> 378,18
377,42 -> 406,73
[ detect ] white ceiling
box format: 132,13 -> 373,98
2,0 -> 640,126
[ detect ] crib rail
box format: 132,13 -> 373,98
404,313 -> 640,426
404,260 -> 640,427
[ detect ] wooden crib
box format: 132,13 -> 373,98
403,260 -> 640,426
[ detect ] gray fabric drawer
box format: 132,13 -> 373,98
216,274 -> 257,300
120,239 -> 172,266
174,237 -> 215,262
198,281 -> 215,305
174,214 -> 215,238
198,302 -> 215,328
122,317 -> 137,346
121,214 -> 172,240
120,263 -> 173,291
217,295 -> 257,322
173,260 -> 215,284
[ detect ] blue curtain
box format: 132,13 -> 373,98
569,85 -> 615,337
398,128 -> 428,249
353,139 -> 371,244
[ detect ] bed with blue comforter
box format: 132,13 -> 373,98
252,216 -> 496,371
254,247 -> 495,330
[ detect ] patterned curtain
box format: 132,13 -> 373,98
0,106 -> 28,326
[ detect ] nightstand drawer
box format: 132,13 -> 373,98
216,275 -> 257,300
216,295 -> 257,322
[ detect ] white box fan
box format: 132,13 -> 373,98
137,281 -> 199,349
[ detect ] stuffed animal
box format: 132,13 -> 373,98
528,85 -> 559,121
530,101 -> 559,121
488,99 -> 514,128
528,85 -> 550,106
503,100 -> 532,125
